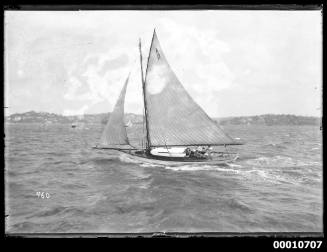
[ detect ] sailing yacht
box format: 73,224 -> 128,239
95,29 -> 244,165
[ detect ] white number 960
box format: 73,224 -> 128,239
36,191 -> 50,199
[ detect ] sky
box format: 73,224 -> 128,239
5,10 -> 322,117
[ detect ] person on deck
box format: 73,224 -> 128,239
189,148 -> 196,158
184,147 -> 191,157
194,146 -> 205,158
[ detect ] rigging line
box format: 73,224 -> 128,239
142,108 -> 145,149
139,48 -> 145,150
139,36 -> 152,150
139,39 -> 146,149
163,138 -> 172,157
123,70 -> 132,146
132,39 -> 146,150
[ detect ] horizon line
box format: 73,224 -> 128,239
5,110 -> 322,118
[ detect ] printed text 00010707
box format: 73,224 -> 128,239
273,241 -> 322,249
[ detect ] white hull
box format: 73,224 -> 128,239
119,151 -> 239,167
150,147 -> 187,157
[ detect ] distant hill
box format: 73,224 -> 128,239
215,114 -> 321,126
5,111 -> 144,125
5,111 -> 321,126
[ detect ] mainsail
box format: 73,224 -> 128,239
99,75 -> 133,149
144,30 -> 238,147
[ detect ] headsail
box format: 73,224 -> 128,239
98,74 -> 133,149
144,30 -> 239,147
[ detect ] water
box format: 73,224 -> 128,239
5,123 -> 322,233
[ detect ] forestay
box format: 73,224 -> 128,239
144,30 -> 238,147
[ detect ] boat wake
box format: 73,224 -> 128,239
161,155 -> 320,186
165,165 -> 241,173
118,154 -> 144,164
116,151 -> 321,186
118,153 -> 164,168
244,155 -> 320,168
240,168 -> 318,185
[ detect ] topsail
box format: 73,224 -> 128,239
144,30 -> 237,147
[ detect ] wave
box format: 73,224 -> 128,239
118,154 -> 165,169
239,167 -> 320,185
140,163 -> 163,168
7,170 -> 18,176
51,160 -> 78,165
244,155 -> 320,168
263,143 -> 287,149
163,157 -> 318,186
165,165 -> 241,173
84,194 -> 108,207
7,169 -> 34,177
118,154 -> 144,164
91,156 -> 122,165
26,206 -> 88,220
227,163 -> 243,168
26,206 -> 67,218
227,199 -> 254,213
62,182 -> 88,189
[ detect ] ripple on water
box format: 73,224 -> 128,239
5,124 -> 322,233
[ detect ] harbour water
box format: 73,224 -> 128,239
5,123 -> 322,233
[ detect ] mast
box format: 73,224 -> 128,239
139,38 -> 151,151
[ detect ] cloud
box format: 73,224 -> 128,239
62,104 -> 90,116
61,47 -> 135,115
98,54 -> 129,76
151,18 -> 235,115
5,10 -> 322,117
